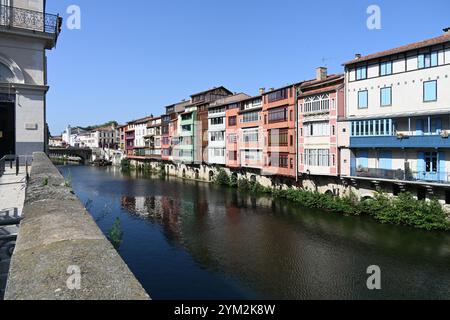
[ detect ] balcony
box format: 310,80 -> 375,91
351,167 -> 450,185
0,5 -> 61,46
350,135 -> 450,149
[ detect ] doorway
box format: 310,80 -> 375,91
0,102 -> 15,158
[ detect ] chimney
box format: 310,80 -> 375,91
444,27 -> 450,34
259,87 -> 266,94
316,67 -> 328,81
355,53 -> 362,59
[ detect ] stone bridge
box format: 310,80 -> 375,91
48,147 -> 93,163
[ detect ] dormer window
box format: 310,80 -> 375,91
356,66 -> 367,80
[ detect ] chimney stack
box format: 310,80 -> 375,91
355,53 -> 362,59
259,88 -> 266,95
444,27 -> 450,34
316,67 -> 328,81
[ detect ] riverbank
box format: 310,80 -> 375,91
214,169 -> 450,232
59,164 -> 450,299
120,160 -> 450,232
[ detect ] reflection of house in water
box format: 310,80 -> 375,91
120,195 -> 185,245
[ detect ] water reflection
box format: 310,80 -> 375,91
59,165 -> 450,300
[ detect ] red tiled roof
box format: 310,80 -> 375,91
299,74 -> 344,97
343,33 -> 450,66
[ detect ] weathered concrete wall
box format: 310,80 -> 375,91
5,153 -> 150,300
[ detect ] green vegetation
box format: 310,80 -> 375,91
214,169 -> 450,231
64,169 -> 72,188
120,159 -> 132,171
42,177 -> 49,187
107,218 -> 124,250
81,121 -> 118,132
215,169 -> 230,186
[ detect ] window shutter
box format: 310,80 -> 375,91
417,152 -> 425,174
439,152 -> 446,182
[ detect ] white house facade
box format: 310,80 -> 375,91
342,29 -> 450,201
0,0 -> 61,160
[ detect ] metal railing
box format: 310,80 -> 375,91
0,4 -> 60,36
351,167 -> 450,184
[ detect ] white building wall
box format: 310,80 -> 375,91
346,45 -> 450,119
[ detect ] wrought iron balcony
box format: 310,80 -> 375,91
0,5 -> 61,41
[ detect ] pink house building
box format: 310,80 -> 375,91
298,68 -> 345,177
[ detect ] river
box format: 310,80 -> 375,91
58,164 -> 450,300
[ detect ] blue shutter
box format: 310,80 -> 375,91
439,152 -> 446,182
417,152 -> 425,176
416,119 -> 424,136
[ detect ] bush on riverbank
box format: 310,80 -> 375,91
121,159 -> 132,171
273,189 -> 450,231
215,169 -> 231,186
213,170 -> 450,231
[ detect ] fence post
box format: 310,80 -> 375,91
16,156 -> 19,176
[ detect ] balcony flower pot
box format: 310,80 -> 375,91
396,133 -> 408,140
441,131 -> 450,139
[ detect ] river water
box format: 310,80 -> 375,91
58,164 -> 450,300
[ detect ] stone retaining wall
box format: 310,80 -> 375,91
5,153 -> 150,300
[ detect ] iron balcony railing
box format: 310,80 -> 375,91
0,4 -> 60,37
351,167 -> 450,185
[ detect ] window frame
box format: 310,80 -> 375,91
380,87 -> 392,107
423,80 -> 437,103
379,61 -> 393,76
356,66 -> 367,81
358,90 -> 369,109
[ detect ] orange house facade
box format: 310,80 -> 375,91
298,68 -> 345,177
262,85 -> 298,178
225,95 -> 264,170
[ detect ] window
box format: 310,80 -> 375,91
303,94 -> 330,113
424,80 -> 437,102
210,117 -> 224,125
241,111 -> 259,123
268,153 -> 289,168
356,66 -> 367,80
242,150 -> 262,162
268,129 -> 288,146
380,87 -> 392,106
351,119 -> 393,137
268,107 -> 288,123
305,122 -> 330,137
380,61 -> 393,76
210,131 -> 224,142
228,116 -> 237,126
358,90 -> 368,109
267,89 -> 288,103
182,125 -> 192,132
425,152 -> 438,173
242,130 -> 259,143
229,151 -> 237,161
304,149 -> 330,167
418,52 -> 438,69
228,134 -> 237,143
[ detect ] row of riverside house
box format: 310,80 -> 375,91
119,29 -> 450,204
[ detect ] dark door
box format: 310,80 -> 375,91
0,103 -> 15,158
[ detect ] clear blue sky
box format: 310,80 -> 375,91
46,0 -> 450,134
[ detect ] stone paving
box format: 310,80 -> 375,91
0,166 -> 27,299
